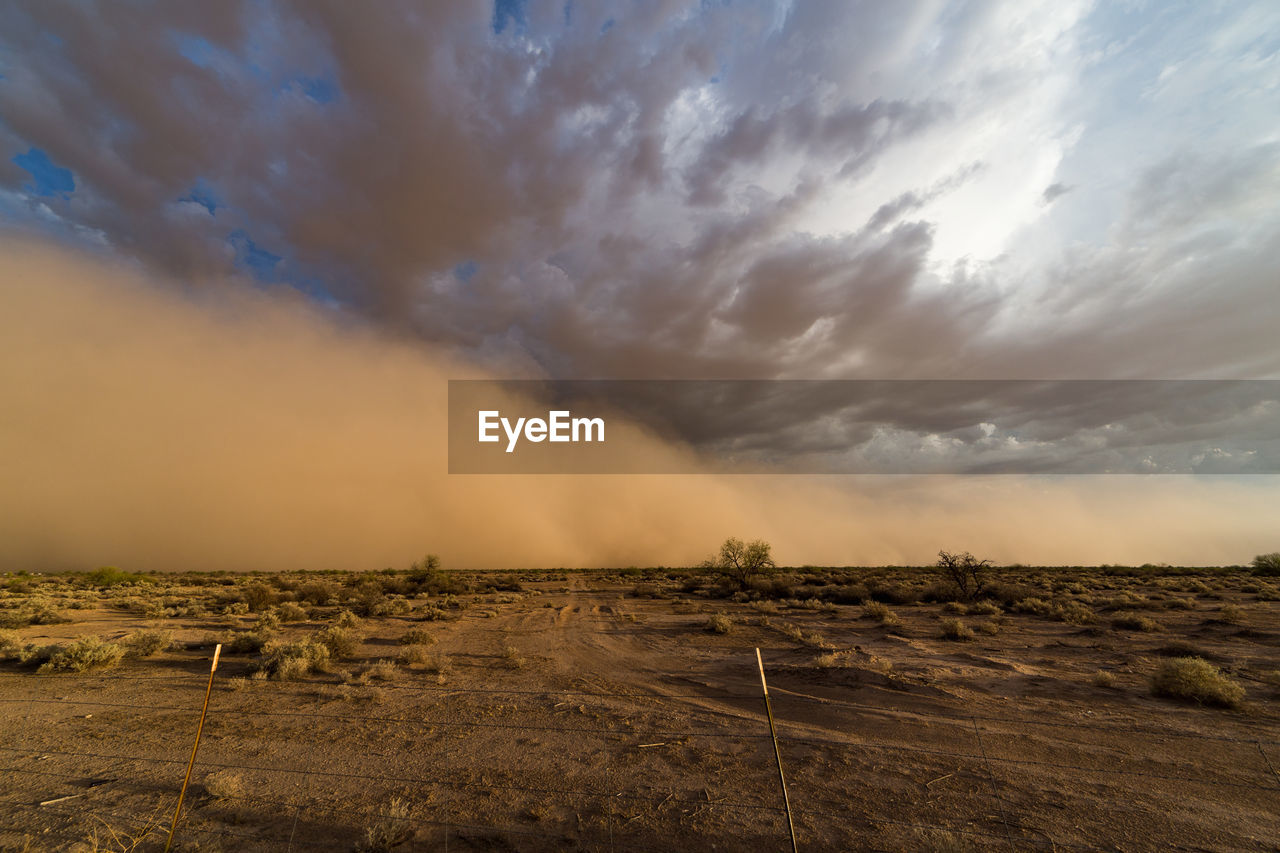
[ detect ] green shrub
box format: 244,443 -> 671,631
37,636 -> 125,673
83,567 -> 151,588
1251,553 -> 1280,576
1151,657 -> 1244,708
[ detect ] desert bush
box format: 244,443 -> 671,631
316,624 -> 360,659
82,566 -> 152,588
706,613 -> 733,634
940,618 -> 973,641
1216,604 -> 1245,625
396,643 -> 434,667
275,602 -> 308,622
942,601 -> 968,615
335,610 -> 362,629
296,581 -> 338,606
227,629 -> 272,654
259,638 -> 331,680
1112,612 -> 1161,632
501,644 -> 525,668
356,797 -> 413,853
1151,657 -> 1244,708
203,769 -> 245,800
37,636 -> 125,673
865,581 -> 920,605
240,582 -> 278,612
969,600 -> 1002,616
0,630 -> 21,660
1093,670 -> 1118,689
360,660 -> 400,682
122,629 -> 172,658
862,600 -> 900,626
1251,552 -> 1280,576
399,627 -> 435,646
976,620 -> 1001,636
814,651 -> 851,669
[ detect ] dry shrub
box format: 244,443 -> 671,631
122,629 -> 171,658
1216,604 -> 1245,625
396,643 -> 434,667
1093,670 -> 1118,689
356,797 -> 413,852
275,601 -> 308,622
37,636 -> 124,673
203,769 -> 245,800
398,627 -> 435,646
940,618 -> 973,641
316,625 -> 360,659
360,660 -> 400,683
706,613 -> 733,634
1151,657 -> 1244,708
862,600 -> 899,626
259,638 -> 331,680
1112,611 -> 1161,632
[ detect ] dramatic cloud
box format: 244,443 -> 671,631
1,2 -> 1277,567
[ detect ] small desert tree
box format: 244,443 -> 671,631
714,537 -> 777,587
1251,553 -> 1280,577
936,550 -> 992,601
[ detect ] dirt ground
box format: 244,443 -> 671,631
1,567 -> 1278,852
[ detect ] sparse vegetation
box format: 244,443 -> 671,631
356,797 -> 413,852
706,613 -> 733,634
122,629 -> 171,658
1151,657 -> 1245,708
940,618 -> 973,641
37,636 -> 125,673
1112,611 -> 1161,632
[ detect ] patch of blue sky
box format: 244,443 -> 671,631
12,147 -> 75,199
454,260 -> 479,283
493,0 -> 528,35
227,229 -> 281,283
281,72 -> 339,104
179,178 -> 220,215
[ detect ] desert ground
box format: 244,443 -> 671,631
1,564 -> 1278,852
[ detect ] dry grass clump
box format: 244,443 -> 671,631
202,769 -> 245,800
862,600 -> 900,626
398,627 -> 435,646
396,643 -> 434,667
356,797 -> 413,852
315,624 -> 361,659
37,636 -> 125,673
942,601 -> 968,615
1215,604 -> 1246,625
1093,670 -> 1118,689
969,601 -> 1002,616
259,638 -> 331,680
275,601 -> 308,622
1151,657 -> 1244,708
1013,597 -> 1094,624
501,644 -> 525,668
939,618 -> 973,641
976,620 -> 1001,636
1112,611 -> 1161,632
227,629 -> 273,654
706,613 -> 733,634
122,629 -> 172,658
360,660 -> 401,683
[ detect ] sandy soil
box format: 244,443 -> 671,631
1,568 -> 1278,851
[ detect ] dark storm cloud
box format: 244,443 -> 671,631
1,0 -> 1276,469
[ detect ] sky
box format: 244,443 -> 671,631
1,1 -> 1277,570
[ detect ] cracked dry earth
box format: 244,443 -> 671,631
1,571 -> 1278,851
